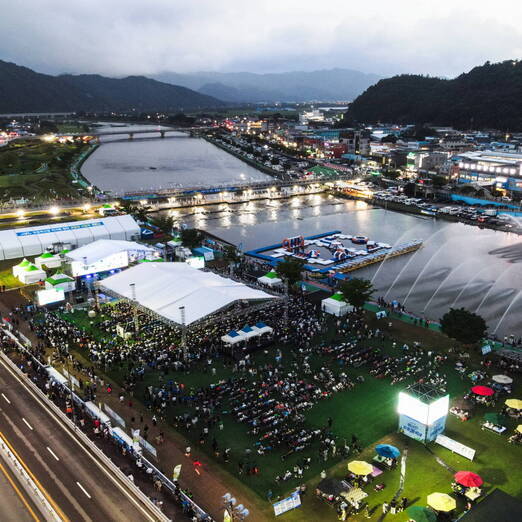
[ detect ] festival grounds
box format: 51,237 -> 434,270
52,304 -> 522,521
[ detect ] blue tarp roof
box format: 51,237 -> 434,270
256,322 -> 267,328
241,326 -> 254,333
227,330 -> 240,337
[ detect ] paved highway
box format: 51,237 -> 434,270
0,453 -> 41,522
0,355 -> 166,522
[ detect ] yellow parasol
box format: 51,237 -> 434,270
427,493 -> 456,512
347,460 -> 373,476
505,399 -> 522,410
516,425 -> 522,434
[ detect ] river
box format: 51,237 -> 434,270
82,125 -> 522,337
81,124 -> 271,194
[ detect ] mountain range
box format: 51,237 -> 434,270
153,69 -> 381,103
343,60 -> 522,130
0,60 -> 224,113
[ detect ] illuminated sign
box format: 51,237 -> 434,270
398,390 -> 449,443
37,288 -> 65,306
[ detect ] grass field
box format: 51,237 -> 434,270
0,139 -> 90,202
55,304 -> 522,519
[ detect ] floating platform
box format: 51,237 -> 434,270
245,231 -> 423,276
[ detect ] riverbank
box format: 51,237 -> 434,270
335,192 -> 522,235
203,135 -> 288,181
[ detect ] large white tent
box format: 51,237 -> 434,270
66,239 -> 157,276
0,215 -> 140,260
98,262 -> 277,326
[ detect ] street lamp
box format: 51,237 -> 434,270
179,306 -> 187,361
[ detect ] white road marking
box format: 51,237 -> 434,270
21,417 -> 33,430
77,481 -> 91,499
1,393 -> 10,404
47,446 -> 60,461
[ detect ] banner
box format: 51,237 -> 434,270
173,464 -> 182,481
132,429 -> 140,443
18,332 -> 32,347
139,436 -> 157,458
103,404 -> 126,428
273,491 -> 301,516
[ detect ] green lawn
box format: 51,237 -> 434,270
0,267 -> 25,289
54,307 -> 522,520
0,139 -> 91,202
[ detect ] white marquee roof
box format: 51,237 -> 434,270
99,262 -> 277,325
0,214 -> 140,260
67,239 -> 156,265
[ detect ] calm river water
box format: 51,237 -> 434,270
83,127 -> 522,337
82,126 -> 271,194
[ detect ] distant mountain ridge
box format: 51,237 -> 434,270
343,60 -> 522,130
153,68 -> 381,102
0,60 -> 224,113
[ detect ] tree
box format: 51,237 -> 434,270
339,278 -> 374,311
431,175 -> 446,189
150,214 -> 175,260
440,307 -> 487,345
180,228 -> 203,249
275,257 -> 305,287
118,200 -> 151,222
223,245 -> 241,275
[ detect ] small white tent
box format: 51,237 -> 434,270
18,264 -> 46,284
12,258 -> 31,278
45,273 -> 76,292
257,271 -> 283,287
321,293 -> 354,316
221,330 -> 246,345
34,252 -> 62,269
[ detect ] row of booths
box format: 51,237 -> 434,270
221,322 -> 274,345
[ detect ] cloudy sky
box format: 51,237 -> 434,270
3,0 -> 522,78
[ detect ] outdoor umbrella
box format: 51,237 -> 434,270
505,398 -> 522,410
347,460 -> 373,476
375,444 -> 400,459
471,385 -> 494,396
517,425 -> 522,434
455,471 -> 483,488
492,375 -> 513,384
427,493 -> 456,512
406,506 -> 437,522
484,412 -> 506,425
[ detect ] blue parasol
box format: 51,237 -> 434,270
375,444 -> 400,459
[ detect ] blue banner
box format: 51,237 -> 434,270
17,222 -> 104,236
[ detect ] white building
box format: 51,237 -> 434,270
0,215 -> 140,260
66,239 -> 156,277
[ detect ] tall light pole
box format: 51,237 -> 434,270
284,279 -> 289,330
129,283 -> 139,332
179,305 -> 187,361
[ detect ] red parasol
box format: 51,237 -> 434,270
471,385 -> 494,396
455,471 -> 483,488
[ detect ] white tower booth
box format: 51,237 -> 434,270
397,383 -> 449,443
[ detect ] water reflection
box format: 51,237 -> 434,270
174,195 -> 522,336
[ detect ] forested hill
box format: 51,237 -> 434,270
0,60 -> 225,113
343,60 -> 522,130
